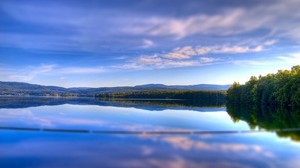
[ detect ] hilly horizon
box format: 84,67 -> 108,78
0,81 -> 230,97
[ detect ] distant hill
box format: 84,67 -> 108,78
0,81 -> 230,97
0,81 -> 68,96
135,84 -> 230,91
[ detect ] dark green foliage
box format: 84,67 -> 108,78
227,65 -> 300,107
227,104 -> 300,141
96,90 -> 227,105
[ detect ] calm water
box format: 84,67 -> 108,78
1,97 -> 300,168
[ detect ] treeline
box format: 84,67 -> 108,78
227,65 -> 300,107
100,98 -> 225,107
96,90 -> 227,105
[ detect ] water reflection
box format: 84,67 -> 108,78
0,101 -> 248,132
1,131 -> 299,168
1,97 -> 300,167
0,96 -> 225,112
227,104 -> 300,142
101,98 -> 226,107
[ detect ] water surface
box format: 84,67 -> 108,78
0,97 -> 299,168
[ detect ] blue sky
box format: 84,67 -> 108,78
1,0 -> 300,87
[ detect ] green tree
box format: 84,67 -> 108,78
227,65 -> 300,107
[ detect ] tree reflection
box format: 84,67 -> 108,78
227,104 -> 300,141
100,98 -> 225,108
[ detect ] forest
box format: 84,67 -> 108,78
227,65 -> 300,107
96,90 -> 227,105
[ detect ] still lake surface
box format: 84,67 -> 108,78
1,97 -> 300,168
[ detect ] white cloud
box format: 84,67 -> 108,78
7,64 -> 56,81
143,9 -> 250,39
141,39 -> 155,48
0,64 -> 107,82
165,52 -> 190,59
138,55 -> 162,64
119,54 -> 201,70
2,0 -> 299,53
127,1 -> 300,40
59,67 -> 106,74
118,41 -> 274,70
165,46 -> 197,59
264,40 -> 277,46
277,53 -> 300,64
38,64 -> 55,73
113,56 -> 128,60
200,57 -> 217,63
119,53 -> 220,70
232,60 -> 267,66
232,54 -> 298,67
164,44 -> 267,60
217,45 -> 263,53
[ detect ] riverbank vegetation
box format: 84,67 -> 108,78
96,90 -> 227,105
227,65 -> 300,107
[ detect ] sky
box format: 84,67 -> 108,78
1,0 -> 300,87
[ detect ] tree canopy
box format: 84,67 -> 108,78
227,65 -> 300,107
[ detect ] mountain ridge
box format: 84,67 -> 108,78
0,81 -> 230,97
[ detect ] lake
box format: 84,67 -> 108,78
1,97 -> 300,168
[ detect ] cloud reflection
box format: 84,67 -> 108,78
0,132 -> 293,168
0,106 -> 193,132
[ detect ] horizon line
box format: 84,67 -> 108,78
0,80 -> 232,89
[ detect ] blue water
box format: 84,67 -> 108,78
0,97 -> 299,168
